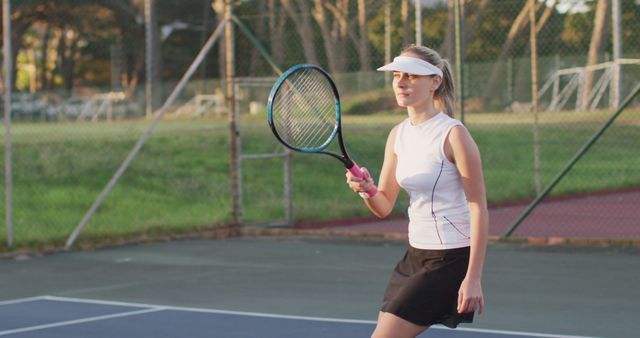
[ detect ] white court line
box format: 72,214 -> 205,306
43,296 -> 603,338
0,307 -> 165,336
0,296 -> 48,306
44,295 -> 375,324
443,326 -> 604,338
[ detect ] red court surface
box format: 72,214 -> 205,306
296,190 -> 640,243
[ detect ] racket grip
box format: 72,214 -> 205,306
347,165 -> 378,198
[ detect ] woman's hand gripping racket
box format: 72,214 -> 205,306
267,64 -> 377,198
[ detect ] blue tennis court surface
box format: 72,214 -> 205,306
0,296 -> 600,338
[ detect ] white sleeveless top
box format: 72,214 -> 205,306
394,112 -> 471,250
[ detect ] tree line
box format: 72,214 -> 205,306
1,0 -> 638,99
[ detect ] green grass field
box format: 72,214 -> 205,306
0,109 -> 638,250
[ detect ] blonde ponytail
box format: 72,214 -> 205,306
435,59 -> 455,118
400,45 -> 456,118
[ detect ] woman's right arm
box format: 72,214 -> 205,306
346,125 -> 401,218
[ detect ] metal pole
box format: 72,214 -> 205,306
453,0 -> 464,123
230,16 -> 282,75
144,0 -> 154,117
3,0 -> 13,248
65,20 -> 228,249
530,0 -> 541,195
198,0 -> 211,94
611,0 -> 621,109
384,0 -> 391,86
225,1 -> 241,225
415,0 -> 422,46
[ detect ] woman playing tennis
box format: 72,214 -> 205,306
346,44 -> 489,338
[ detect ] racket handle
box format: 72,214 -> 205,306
347,165 -> 378,198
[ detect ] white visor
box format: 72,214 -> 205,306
377,56 -> 443,77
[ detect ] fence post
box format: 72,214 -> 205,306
415,0 -> 422,46
454,0 -> 464,122
530,0 -> 541,195
3,0 -> 13,248
611,0 -> 621,109
225,1 -> 241,225
144,0 -> 154,118
384,0 -> 391,86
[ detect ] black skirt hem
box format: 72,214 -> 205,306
380,300 -> 473,328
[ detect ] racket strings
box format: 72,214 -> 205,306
280,78 -> 329,145
291,92 -> 334,147
279,73 -> 335,147
272,68 -> 338,150
287,75 -> 335,144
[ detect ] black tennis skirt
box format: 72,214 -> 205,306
380,245 -> 474,328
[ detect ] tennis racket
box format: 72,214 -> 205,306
267,64 -> 377,198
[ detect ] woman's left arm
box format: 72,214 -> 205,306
445,125 -> 489,315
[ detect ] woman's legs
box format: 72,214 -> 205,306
371,311 -> 428,338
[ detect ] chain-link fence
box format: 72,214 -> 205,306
1,0 -> 639,250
